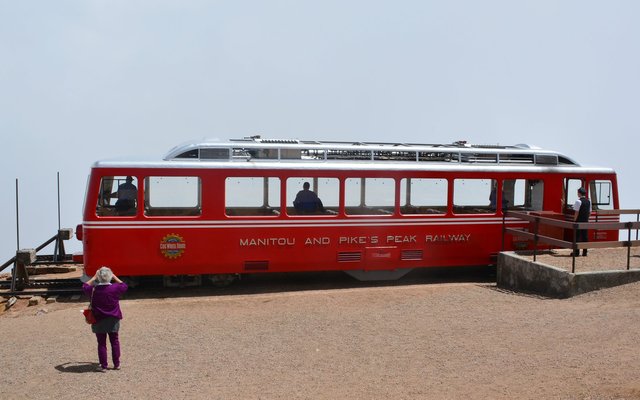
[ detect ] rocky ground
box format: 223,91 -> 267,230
1,251 -> 639,400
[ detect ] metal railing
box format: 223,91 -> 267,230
502,209 -> 640,273
595,209 -> 640,241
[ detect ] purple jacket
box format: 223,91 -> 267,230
83,282 -> 128,321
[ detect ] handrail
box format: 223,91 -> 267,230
507,211 -> 640,231
0,234 -> 58,274
1,230 -> 74,274
0,256 -> 16,274
502,209 -> 640,273
595,209 -> 640,241
595,209 -> 640,215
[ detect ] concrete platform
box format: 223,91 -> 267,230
497,251 -> 640,298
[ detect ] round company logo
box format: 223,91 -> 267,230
160,233 -> 186,259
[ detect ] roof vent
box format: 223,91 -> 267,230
259,139 -> 299,144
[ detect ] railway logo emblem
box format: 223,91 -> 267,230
160,233 -> 186,259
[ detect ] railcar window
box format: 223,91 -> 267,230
502,179 -> 544,211
301,148 -> 327,160
225,177 -> 281,216
564,178 -> 585,211
144,176 -> 201,216
453,178 -> 496,214
345,178 -> 395,215
96,176 -> 138,217
400,178 -> 447,215
200,148 -> 229,159
286,177 -> 339,215
175,149 -> 199,159
590,180 -> 613,210
280,149 -> 302,159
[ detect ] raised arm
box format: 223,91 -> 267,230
86,272 -> 98,286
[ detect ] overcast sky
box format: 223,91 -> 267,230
1,1 -> 639,264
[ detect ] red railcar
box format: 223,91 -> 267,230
77,137 -> 619,283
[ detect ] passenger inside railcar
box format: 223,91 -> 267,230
112,176 -> 137,215
490,182 -> 510,211
293,182 -> 324,214
489,183 -> 497,210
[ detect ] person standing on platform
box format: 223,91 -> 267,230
572,187 -> 591,256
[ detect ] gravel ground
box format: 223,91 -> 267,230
1,253 -> 640,400
519,247 -> 640,273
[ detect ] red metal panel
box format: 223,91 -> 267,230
79,162 -> 620,278
364,247 -> 399,270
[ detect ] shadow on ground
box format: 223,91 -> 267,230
2,266 -> 496,303
123,265 -> 496,301
55,362 -> 100,373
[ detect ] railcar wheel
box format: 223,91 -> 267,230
122,276 -> 140,288
207,274 -> 238,287
163,275 -> 202,287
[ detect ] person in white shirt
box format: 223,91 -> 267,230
572,187 -> 591,256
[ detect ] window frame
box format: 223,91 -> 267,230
344,177 -> 396,216
144,176 -> 203,217
399,177 -> 448,216
224,176 -> 282,217
452,178 -> 497,215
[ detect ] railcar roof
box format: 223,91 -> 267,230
161,136 -> 581,167
91,137 -> 615,174
92,158 -> 616,175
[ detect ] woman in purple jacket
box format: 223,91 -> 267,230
83,266 -> 128,372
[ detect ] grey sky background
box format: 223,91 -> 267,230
1,1 -> 639,262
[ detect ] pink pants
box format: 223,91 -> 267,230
95,332 -> 120,369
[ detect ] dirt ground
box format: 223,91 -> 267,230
519,247 -> 640,273
1,251 -> 640,400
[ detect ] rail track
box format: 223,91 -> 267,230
0,229 -> 85,298
0,277 -> 82,297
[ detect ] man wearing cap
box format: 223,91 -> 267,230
572,187 -> 591,256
